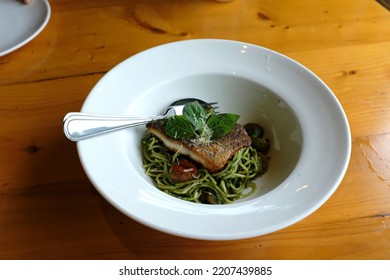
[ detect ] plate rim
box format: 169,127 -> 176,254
0,0 -> 51,56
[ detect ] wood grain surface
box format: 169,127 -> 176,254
1,0 -> 390,259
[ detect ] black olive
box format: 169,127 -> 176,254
257,152 -> 269,176
200,191 -> 221,204
244,123 -> 264,138
251,137 -> 270,154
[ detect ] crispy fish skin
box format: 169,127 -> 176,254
146,120 -> 252,173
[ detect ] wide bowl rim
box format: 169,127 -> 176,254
76,39 -> 351,240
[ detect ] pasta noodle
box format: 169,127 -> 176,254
142,133 -> 266,204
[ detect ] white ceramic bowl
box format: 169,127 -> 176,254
77,39 -> 351,240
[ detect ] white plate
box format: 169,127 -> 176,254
77,39 -> 351,240
0,0 -> 51,56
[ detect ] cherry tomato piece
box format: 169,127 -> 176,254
169,158 -> 198,183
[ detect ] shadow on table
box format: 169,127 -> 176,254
97,195 -> 248,260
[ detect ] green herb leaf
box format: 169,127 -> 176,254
183,101 -> 208,132
164,101 -> 240,143
206,113 -> 240,140
165,116 -> 196,139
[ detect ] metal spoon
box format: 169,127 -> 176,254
63,98 -> 218,142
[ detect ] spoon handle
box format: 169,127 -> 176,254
63,112 -> 159,141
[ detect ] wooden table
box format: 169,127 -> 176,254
1,0 -> 390,260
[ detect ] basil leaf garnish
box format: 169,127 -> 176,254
183,101 -> 208,132
165,115 -> 196,139
164,101 -> 240,143
206,113 -> 240,140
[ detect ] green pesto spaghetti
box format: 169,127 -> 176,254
142,133 -> 267,204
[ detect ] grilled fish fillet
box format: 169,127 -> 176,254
146,120 -> 251,173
